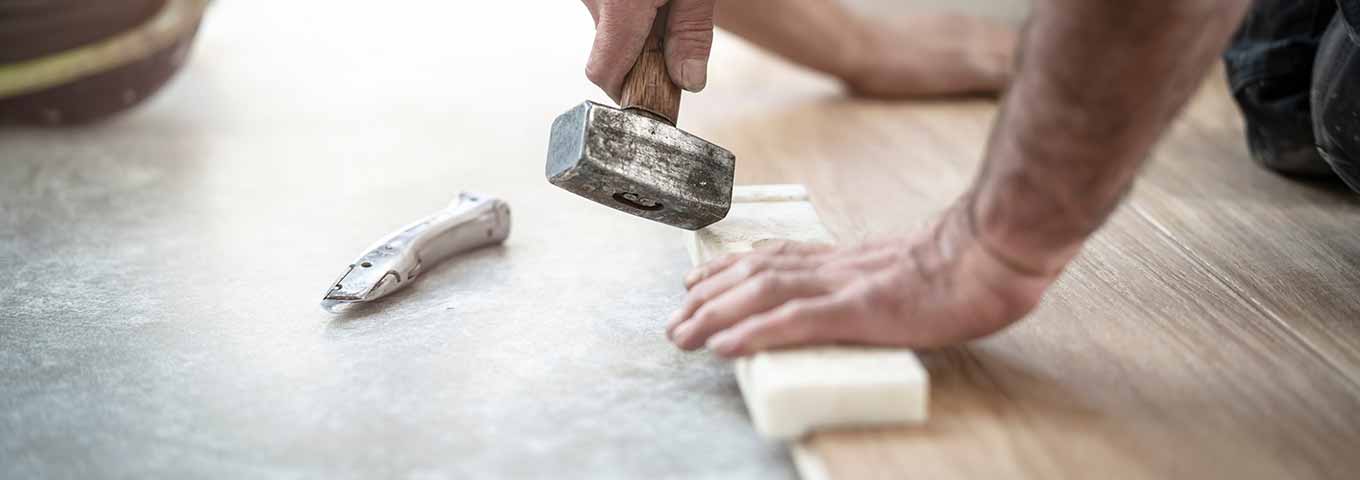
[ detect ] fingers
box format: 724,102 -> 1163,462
664,0 -> 717,92
683,240 -> 833,289
670,271 -> 830,350
669,254 -> 822,336
706,296 -> 859,358
672,242 -> 834,330
585,0 -> 667,101
683,252 -> 740,288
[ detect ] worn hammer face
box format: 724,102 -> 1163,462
546,101 -> 735,231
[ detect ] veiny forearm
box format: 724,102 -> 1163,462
967,0 -> 1249,274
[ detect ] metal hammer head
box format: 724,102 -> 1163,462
546,101 -> 735,231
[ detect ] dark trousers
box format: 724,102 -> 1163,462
1225,0 -> 1360,192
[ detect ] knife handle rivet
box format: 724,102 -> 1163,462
361,262 -> 373,268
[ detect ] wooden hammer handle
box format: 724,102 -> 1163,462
619,3 -> 681,125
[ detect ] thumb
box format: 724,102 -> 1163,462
664,0 -> 716,92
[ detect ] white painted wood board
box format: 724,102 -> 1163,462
684,184 -> 930,474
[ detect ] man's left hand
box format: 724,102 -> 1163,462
667,204 -> 1058,357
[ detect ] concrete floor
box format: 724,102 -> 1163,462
1,1 -> 797,478
9,0 -> 1358,479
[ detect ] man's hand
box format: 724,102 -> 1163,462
581,0 -> 716,101
665,0 -> 1250,356
666,204 -> 1057,358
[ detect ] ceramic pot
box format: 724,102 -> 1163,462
0,0 -> 208,125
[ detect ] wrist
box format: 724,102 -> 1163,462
933,200 -> 1059,323
957,190 -> 1082,279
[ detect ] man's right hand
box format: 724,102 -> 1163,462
580,0 -> 716,101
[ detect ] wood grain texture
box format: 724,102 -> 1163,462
619,4 -> 681,124
2,0 -> 1352,476
1131,81 -> 1360,385
803,208 -> 1360,479
679,30 -> 1360,476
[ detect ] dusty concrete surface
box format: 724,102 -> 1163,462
0,1 -> 796,478
2,0 -> 1041,477
10,0 -> 1360,479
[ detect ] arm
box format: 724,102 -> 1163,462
716,0 -> 1017,97
670,0 -> 1252,356
579,0 -> 1018,101
970,0 -> 1251,276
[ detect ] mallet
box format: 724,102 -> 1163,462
546,4 -> 736,231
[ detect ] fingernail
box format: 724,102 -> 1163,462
707,331 -> 736,354
672,322 -> 694,345
665,310 -> 684,336
680,59 -> 707,92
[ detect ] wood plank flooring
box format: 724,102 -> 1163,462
6,0 -> 1353,476
1134,89 -> 1360,384
683,20 -> 1360,478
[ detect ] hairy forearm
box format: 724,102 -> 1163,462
967,0 -> 1249,274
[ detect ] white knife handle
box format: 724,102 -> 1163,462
405,193 -> 512,274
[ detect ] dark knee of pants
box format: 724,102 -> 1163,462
1231,82 -> 1333,176
1313,13 -> 1360,192
1224,0 -> 1338,177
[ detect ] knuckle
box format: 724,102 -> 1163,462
668,0 -> 716,28
857,276 -> 901,310
750,272 -> 782,295
768,305 -> 815,338
735,257 -> 766,277
583,63 -> 609,87
668,17 -> 715,39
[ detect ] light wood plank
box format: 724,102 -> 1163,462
1132,78 -> 1360,385
683,36 -> 1360,475
804,208 -> 1360,479
686,185 -> 929,443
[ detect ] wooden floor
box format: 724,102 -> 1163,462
684,19 -> 1360,480
4,0 -> 1357,477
